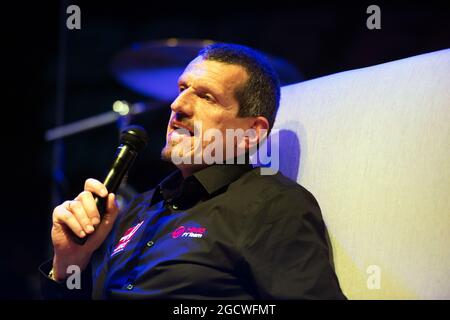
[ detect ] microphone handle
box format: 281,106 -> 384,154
70,144 -> 138,245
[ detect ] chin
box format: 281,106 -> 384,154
160,144 -> 173,162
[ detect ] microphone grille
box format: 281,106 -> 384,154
120,125 -> 149,152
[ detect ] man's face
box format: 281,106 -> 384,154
161,57 -> 255,171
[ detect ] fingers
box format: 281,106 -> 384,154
84,178 -> 108,198
80,178 -> 107,228
87,193 -> 119,245
96,194 -> 119,230
53,177 -> 119,246
53,201 -> 87,238
66,200 -> 95,235
76,191 -> 101,227
106,193 -> 119,216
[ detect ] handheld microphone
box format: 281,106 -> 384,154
71,125 -> 149,245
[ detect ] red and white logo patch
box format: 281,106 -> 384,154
171,225 -> 207,239
111,220 -> 145,257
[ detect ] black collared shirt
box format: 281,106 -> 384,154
40,164 -> 345,300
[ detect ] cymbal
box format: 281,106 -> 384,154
111,38 -> 303,101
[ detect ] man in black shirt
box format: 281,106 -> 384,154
41,43 -> 345,299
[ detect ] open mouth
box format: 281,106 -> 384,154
170,121 -> 194,136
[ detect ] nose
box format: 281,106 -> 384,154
170,89 -> 194,117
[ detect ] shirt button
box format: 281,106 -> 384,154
126,284 -> 134,290
146,240 -> 154,247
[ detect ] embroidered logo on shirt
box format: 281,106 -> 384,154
111,220 -> 145,257
171,225 -> 207,239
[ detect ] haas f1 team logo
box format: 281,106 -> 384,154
172,225 -> 207,239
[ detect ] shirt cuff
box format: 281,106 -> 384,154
39,259 -> 92,300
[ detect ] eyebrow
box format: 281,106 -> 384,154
178,78 -> 223,98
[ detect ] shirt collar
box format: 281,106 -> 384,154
193,163 -> 254,195
153,163 -> 254,209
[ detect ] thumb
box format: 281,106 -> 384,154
87,193 -> 119,246
102,193 -> 119,225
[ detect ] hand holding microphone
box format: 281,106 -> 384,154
50,125 -> 148,281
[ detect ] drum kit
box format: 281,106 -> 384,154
45,38 -> 302,141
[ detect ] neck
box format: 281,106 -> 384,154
177,164 -> 209,178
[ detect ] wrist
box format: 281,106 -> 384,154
52,252 -> 92,282
48,268 -> 62,282
51,260 -> 69,282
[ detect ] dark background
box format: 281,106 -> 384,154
3,0 -> 449,299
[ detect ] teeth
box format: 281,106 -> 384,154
172,124 -> 192,134
172,125 -> 192,135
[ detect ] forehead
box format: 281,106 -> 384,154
179,57 -> 248,94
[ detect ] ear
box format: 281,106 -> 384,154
246,116 -> 269,149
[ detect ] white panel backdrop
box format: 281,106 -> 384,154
270,49 -> 450,299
